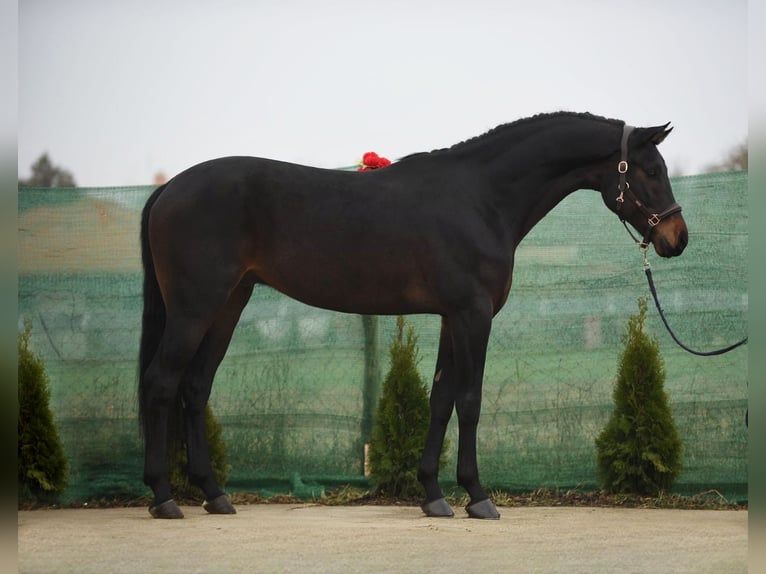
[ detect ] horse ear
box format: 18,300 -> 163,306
639,123 -> 673,146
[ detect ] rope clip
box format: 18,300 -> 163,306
639,243 -> 650,270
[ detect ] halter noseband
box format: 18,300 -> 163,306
615,124 -> 682,247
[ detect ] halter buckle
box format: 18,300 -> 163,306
617,160 -> 628,174
648,213 -> 661,227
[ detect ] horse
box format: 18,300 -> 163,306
138,111 -> 688,520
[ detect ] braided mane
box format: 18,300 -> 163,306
401,111 -> 622,161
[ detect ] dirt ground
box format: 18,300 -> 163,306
18,504 -> 746,573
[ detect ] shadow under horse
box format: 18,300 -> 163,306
138,112 -> 688,519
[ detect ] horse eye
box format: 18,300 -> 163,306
647,168 -> 657,177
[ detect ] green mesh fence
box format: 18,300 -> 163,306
17,171 -> 748,502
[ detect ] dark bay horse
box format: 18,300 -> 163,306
139,112 -> 688,519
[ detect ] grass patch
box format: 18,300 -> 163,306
19,486 -> 745,511
483,487 -> 744,510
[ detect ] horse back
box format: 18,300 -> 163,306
148,156 -> 514,315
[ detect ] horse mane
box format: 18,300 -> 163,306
399,111 -> 623,162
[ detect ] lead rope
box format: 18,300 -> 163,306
639,245 -> 747,356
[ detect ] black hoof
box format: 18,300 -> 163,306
149,499 -> 184,519
466,498 -> 500,520
421,497 -> 454,518
203,494 -> 236,515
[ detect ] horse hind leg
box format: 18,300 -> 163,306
181,279 -> 255,515
142,314 -> 213,518
142,273 -> 249,518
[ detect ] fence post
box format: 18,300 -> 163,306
360,315 -> 380,474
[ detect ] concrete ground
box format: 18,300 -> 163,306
18,504 -> 747,573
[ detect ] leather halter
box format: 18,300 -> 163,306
615,124 -> 682,247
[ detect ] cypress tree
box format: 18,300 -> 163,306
595,297 -> 683,495
18,323 -> 68,502
368,316 -> 432,498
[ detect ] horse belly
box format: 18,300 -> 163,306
254,239 -> 437,315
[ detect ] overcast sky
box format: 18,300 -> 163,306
19,0 -> 747,187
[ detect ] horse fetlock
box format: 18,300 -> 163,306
417,471 -> 445,503
188,472 -> 224,501
456,470 -> 479,490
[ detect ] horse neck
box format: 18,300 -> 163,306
458,117 -> 622,242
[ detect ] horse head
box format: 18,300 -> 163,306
602,123 -> 688,258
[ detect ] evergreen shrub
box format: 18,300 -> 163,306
595,297 -> 683,495
18,322 -> 68,502
369,316 -> 433,498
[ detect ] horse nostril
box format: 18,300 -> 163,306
679,228 -> 688,250
671,228 -> 689,256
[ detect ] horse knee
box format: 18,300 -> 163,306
455,391 -> 482,426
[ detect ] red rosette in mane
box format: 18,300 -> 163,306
358,151 -> 392,171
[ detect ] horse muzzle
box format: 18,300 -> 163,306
651,214 -> 688,257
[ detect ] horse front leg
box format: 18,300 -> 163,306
418,319 -> 457,517
451,302 -> 500,520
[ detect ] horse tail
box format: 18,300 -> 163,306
138,183 -> 168,437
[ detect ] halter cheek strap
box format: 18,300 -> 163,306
617,124 -> 632,198
615,124 -> 682,247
